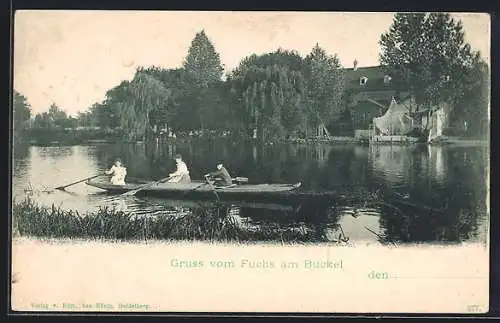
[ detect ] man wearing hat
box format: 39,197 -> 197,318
206,163 -> 232,187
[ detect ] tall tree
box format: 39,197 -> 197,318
182,30 -> 224,129
33,113 -> 49,129
232,50 -> 308,141
97,80 -> 132,129
118,71 -> 172,140
379,13 -> 478,114
31,103 -> 68,129
140,66 -> 192,131
304,44 -> 345,136
13,90 -> 32,132
183,30 -> 224,88
76,111 -> 94,127
47,103 -> 68,128
450,56 -> 489,137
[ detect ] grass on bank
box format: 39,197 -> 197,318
11,197 -> 322,243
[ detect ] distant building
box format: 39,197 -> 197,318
343,61 -> 409,132
344,61 -> 450,142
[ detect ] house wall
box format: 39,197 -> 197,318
344,64 -> 412,132
350,101 -> 384,130
344,65 -> 459,139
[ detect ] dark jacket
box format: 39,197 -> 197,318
209,167 -> 232,185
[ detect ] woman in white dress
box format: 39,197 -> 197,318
167,154 -> 191,183
105,158 -> 127,185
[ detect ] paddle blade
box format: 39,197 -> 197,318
121,190 -> 138,197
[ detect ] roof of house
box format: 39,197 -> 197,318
343,66 -> 407,92
344,66 -> 386,82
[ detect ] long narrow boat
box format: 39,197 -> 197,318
86,177 -> 302,201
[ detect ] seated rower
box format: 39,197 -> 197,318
105,158 -> 127,185
206,163 -> 232,187
167,154 -> 191,183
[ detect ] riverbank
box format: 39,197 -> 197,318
428,136 -> 490,146
11,197 -> 319,243
19,128 -> 125,146
20,135 -> 488,147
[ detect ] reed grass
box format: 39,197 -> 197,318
11,197 -> 323,243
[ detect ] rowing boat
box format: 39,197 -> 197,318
85,177 -> 302,200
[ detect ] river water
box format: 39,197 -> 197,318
11,140 -> 489,245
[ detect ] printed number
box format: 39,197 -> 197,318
466,305 -> 482,313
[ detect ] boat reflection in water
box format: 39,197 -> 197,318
99,193 -> 395,245
99,194 -> 349,244
98,187 -> 487,245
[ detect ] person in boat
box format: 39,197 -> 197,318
166,154 -> 191,183
205,163 -> 232,186
105,158 -> 127,185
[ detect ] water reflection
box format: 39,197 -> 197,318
35,146 -> 75,159
11,141 -> 489,245
336,206 -> 382,243
12,146 -> 103,207
377,202 -> 483,244
428,145 -> 446,182
13,142 -> 30,160
369,145 -> 417,189
12,143 -> 30,183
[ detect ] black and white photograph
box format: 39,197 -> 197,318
11,11 -> 490,313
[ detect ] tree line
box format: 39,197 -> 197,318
13,13 -> 489,142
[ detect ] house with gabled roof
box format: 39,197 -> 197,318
342,60 -> 450,143
343,60 -> 410,134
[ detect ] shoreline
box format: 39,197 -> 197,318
17,136 -> 489,147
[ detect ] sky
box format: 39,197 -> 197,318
13,11 -> 490,116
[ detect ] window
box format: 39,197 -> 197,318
360,77 -> 368,86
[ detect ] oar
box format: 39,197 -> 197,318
55,174 -> 102,191
119,175 -> 173,197
173,175 -> 219,201
180,180 -> 209,198
204,175 -> 220,201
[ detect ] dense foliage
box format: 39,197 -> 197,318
17,13 -> 489,141
32,103 -> 76,129
379,13 -> 489,136
13,91 -> 32,141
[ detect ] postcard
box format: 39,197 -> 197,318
11,10 -> 490,314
